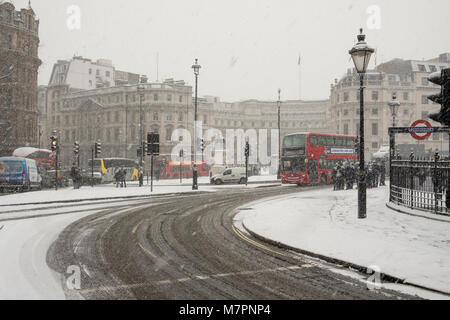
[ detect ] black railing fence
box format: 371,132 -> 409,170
390,154 -> 450,216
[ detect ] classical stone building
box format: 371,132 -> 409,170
330,53 -> 450,161
0,1 -> 41,156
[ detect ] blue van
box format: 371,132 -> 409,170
0,157 -> 42,192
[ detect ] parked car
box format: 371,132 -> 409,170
0,157 -> 42,192
210,167 -> 247,185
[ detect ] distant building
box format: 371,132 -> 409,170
0,1 -> 41,156
45,56 -> 140,143
330,53 -> 450,161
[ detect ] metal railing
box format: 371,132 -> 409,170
390,156 -> 450,216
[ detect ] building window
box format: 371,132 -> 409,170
344,92 -> 349,102
167,94 -> 172,102
178,112 -> 183,122
153,112 -> 159,121
372,123 -> 378,136
422,77 -> 429,86
429,65 -> 437,72
343,109 -> 348,116
166,127 -> 173,141
96,70 -> 100,76
0,89 -> 12,107
115,111 -> 119,122
114,128 -> 120,142
344,124 -> 349,135
422,95 -> 429,104
372,108 -> 378,115
432,133 -> 440,141
372,91 -> 379,101
403,92 -> 409,101
418,64 -> 426,72
179,96 -> 183,103
422,111 -> 428,119
154,94 -> 159,101
203,115 -> 208,125
166,113 -> 173,121
106,112 -> 111,122
89,68 -> 92,75
3,34 -> 12,50
403,109 -> 408,116
372,142 -> 378,149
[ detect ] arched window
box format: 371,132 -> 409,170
165,125 -> 174,141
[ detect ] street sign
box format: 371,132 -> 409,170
409,120 -> 434,140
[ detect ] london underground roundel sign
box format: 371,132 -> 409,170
409,120 -> 434,140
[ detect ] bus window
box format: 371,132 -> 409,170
310,135 -> 318,146
318,136 -> 327,146
346,138 -> 353,146
319,156 -> 326,169
326,136 -> 335,146
335,137 -> 343,146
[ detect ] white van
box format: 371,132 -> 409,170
210,167 -> 247,185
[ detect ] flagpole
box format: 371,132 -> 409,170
298,54 -> 302,100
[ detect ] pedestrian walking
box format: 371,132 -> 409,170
139,167 -> 144,187
332,165 -> 338,190
379,160 -> 386,186
121,168 -> 127,188
114,169 -> 122,188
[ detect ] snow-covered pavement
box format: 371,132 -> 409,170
239,186 -> 450,295
0,175 -> 279,207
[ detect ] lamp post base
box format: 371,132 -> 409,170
192,168 -> 198,190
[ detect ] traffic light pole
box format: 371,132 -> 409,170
91,148 -> 94,188
151,154 -> 154,193
55,148 -> 58,191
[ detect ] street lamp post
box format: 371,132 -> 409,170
137,80 -> 146,181
388,93 -> 401,127
277,89 -> 282,180
192,59 -> 201,190
349,28 -> 375,219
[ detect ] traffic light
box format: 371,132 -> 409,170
147,133 -> 160,156
354,138 -> 360,154
245,142 -> 250,158
428,68 -> 450,126
94,141 -> 102,158
142,141 -> 148,156
73,141 -> 80,155
50,135 -> 58,151
201,139 -> 205,152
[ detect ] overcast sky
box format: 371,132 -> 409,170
16,0 -> 450,102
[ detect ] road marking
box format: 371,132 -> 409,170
232,224 -> 289,257
77,265 -> 303,295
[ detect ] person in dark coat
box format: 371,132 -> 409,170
332,165 -> 338,190
379,161 -> 386,186
121,168 -> 127,188
138,167 -> 144,187
345,163 -> 355,190
114,169 -> 122,188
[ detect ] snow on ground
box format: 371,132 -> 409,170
0,202 -> 154,299
0,175 -> 279,207
240,187 -> 450,295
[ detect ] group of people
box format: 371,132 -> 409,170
114,168 -> 128,188
332,160 -> 386,191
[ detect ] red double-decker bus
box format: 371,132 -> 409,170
281,132 -> 358,186
12,147 -> 55,170
156,154 -> 210,179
